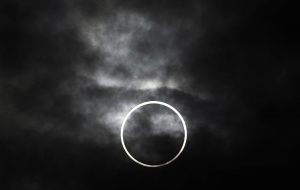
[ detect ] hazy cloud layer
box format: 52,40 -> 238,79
71,8 -> 214,145
81,14 -> 188,94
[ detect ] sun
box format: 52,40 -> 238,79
120,101 -> 187,167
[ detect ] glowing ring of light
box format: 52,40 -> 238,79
120,101 -> 187,167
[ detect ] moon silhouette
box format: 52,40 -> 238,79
120,101 -> 187,167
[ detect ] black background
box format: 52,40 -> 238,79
0,0 -> 299,189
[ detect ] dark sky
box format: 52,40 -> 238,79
0,0 -> 299,189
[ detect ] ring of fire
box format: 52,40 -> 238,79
120,101 -> 187,167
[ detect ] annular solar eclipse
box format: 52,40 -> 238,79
120,101 -> 187,167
